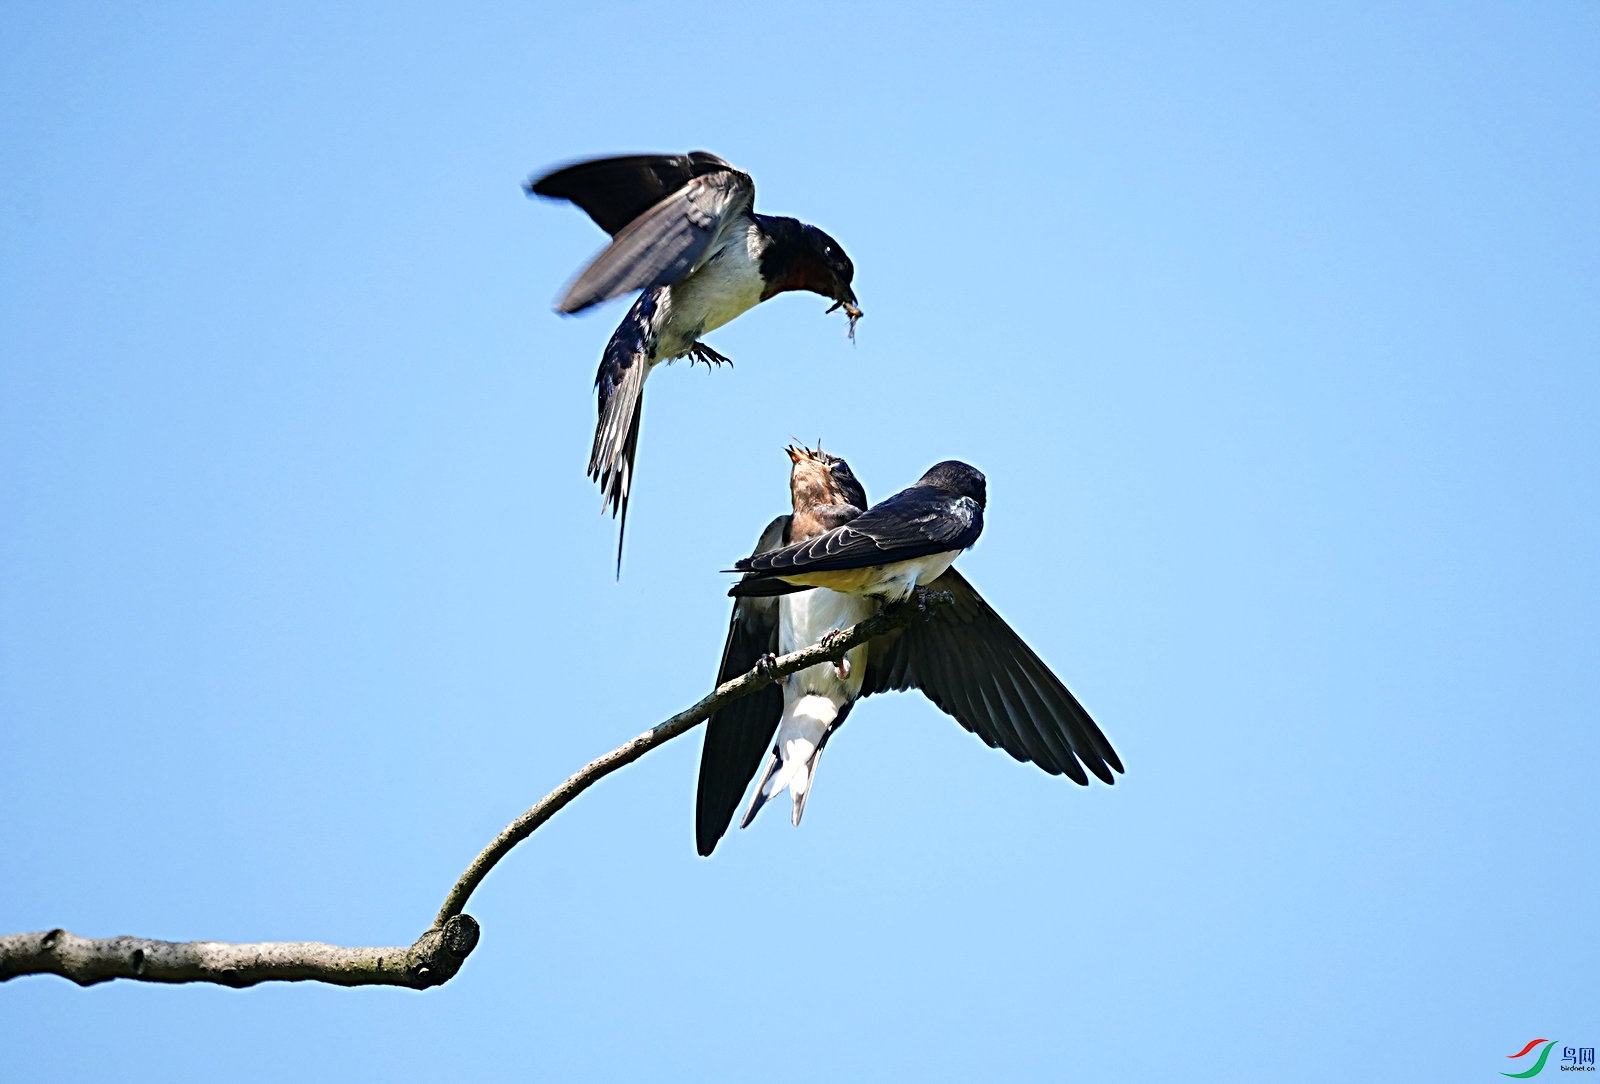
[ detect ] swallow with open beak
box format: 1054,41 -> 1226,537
694,446 -> 1122,856
525,152 -> 861,572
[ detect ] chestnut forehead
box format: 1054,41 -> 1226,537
789,445 -> 839,466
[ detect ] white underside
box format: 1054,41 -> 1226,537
755,587 -> 875,818
753,554 -> 961,819
651,220 -> 767,362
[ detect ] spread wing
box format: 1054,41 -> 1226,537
695,515 -> 790,856
526,151 -> 737,235
732,486 -> 983,581
549,168 -> 755,314
861,569 -> 1122,786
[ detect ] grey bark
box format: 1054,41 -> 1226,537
0,919 -> 480,990
0,593 -> 947,989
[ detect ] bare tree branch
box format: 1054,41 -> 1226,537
0,592 -> 948,989
0,919 -> 482,990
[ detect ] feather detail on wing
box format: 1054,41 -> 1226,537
526,151 -> 736,236
861,569 -> 1123,785
732,487 -> 983,579
696,515 -> 791,856
554,169 -> 755,313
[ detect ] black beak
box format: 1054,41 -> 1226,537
825,282 -> 860,313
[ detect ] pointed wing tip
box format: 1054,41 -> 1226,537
1074,747 -> 1123,786
1090,737 -> 1125,779
694,801 -> 725,856
525,171 -> 576,202
728,578 -> 808,598
555,291 -> 595,315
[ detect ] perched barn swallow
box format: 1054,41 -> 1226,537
695,447 -> 1122,856
525,151 -> 861,572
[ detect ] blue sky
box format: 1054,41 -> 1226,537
2,2 -> 1596,1080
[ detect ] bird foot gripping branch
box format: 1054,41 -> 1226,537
0,550 -> 960,988
816,629 -> 854,679
697,447 -> 1123,856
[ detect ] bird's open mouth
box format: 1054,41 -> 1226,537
826,297 -> 863,340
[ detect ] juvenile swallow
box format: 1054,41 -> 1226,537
695,447 -> 1121,856
525,151 -> 861,572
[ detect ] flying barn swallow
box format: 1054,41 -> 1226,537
694,447 -> 1122,856
525,152 -> 861,572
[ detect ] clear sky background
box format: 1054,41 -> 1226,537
2,2 -> 1596,1080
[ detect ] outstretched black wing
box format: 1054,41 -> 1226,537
526,151 -> 737,235
732,486 -> 982,583
695,515 -> 790,856
861,569 -> 1122,786
530,151 -> 755,314
557,169 -> 754,314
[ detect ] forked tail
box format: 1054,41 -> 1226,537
739,697 -> 851,830
588,294 -> 656,576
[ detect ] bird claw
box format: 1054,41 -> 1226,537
911,586 -> 954,615
753,652 -> 778,678
687,341 -> 733,371
818,629 -> 852,678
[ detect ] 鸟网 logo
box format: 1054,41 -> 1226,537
1502,1040 -> 1597,1077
